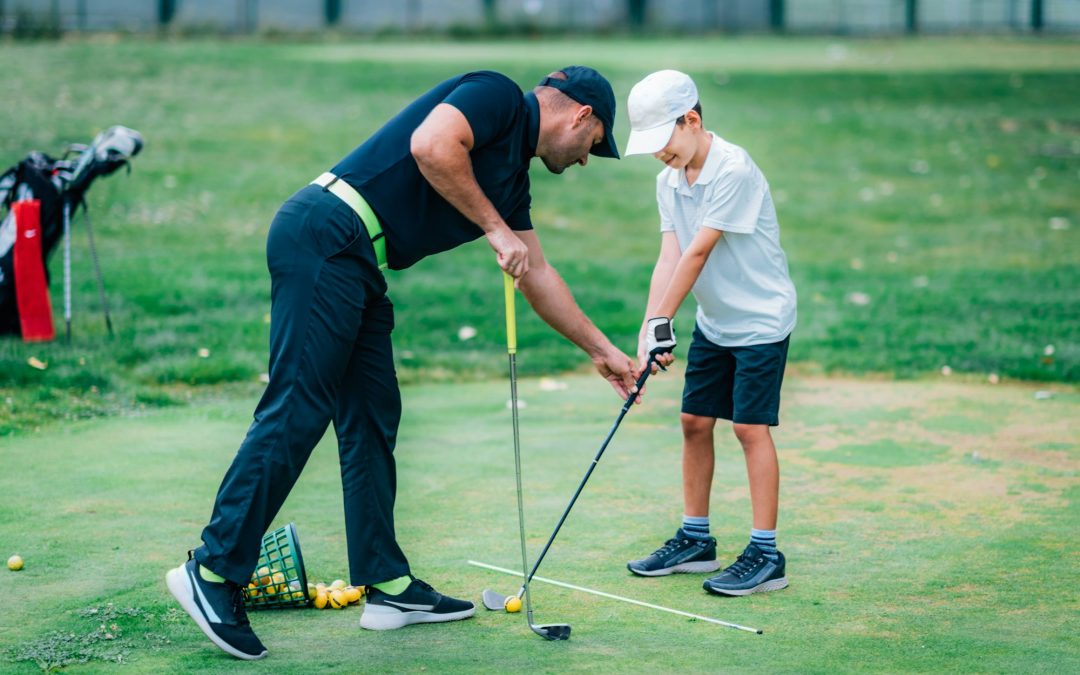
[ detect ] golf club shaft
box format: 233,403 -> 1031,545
504,273 -> 535,621
82,208 -> 113,337
516,360 -> 654,594
62,200 -> 72,343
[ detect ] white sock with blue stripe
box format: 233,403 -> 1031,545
750,528 -> 778,561
681,515 -> 711,540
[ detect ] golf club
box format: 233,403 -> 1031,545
482,346 -> 659,623
500,271 -> 570,641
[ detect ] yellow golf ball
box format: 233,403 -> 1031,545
329,589 -> 347,609
504,596 -> 522,613
314,589 -> 329,609
344,586 -> 362,604
7,555 -> 24,571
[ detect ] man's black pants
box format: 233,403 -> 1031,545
194,184 -> 409,587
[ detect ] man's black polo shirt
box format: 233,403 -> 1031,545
331,71 -> 538,271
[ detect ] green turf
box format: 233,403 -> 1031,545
1,370 -> 1077,672
0,36 -> 1077,433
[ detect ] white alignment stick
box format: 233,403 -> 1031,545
467,560 -> 763,634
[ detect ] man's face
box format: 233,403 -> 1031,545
540,113 -> 605,175
652,116 -> 699,170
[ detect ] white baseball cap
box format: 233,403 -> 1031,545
624,70 -> 699,156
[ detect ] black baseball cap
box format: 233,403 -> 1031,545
538,65 -> 620,159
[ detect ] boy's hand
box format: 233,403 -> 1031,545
646,317 -> 677,360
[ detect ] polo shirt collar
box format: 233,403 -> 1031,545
666,132 -> 722,192
524,92 -> 540,159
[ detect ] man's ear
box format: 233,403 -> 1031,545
573,104 -> 594,127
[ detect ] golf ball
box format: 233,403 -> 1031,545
7,555 -> 24,571
504,596 -> 522,613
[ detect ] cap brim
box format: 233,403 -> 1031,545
590,124 -> 620,159
624,121 -> 677,157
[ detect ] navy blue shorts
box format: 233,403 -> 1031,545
681,325 -> 790,426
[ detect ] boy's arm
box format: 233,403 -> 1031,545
638,231 -> 682,368
644,226 -> 724,364
655,227 -> 724,318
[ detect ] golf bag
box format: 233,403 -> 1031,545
0,126 -> 143,337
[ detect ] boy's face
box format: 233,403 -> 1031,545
652,110 -> 702,170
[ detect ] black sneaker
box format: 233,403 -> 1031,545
165,555 -> 268,660
703,543 -> 788,596
360,577 -> 475,631
627,528 -> 722,577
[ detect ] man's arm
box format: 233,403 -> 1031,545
513,229 -> 639,400
411,103 -> 530,278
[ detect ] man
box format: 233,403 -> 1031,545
166,66 -> 638,660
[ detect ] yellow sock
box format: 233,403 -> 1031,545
199,565 -> 226,583
373,575 -> 411,595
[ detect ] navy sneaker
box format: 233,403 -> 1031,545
627,528 -> 722,577
360,577 -> 475,631
165,555 -> 268,660
703,543 -> 788,596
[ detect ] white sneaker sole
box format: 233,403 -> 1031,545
359,603 -> 476,631
628,560 -> 723,577
706,576 -> 789,596
165,565 -> 268,660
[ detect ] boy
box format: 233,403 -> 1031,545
624,70 -> 796,596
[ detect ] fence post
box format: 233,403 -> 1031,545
158,0 -> 176,28
770,0 -> 784,32
627,0 -> 647,32
325,0 -> 341,26
905,0 -> 918,34
1032,0 -> 1044,32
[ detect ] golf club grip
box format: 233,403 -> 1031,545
503,272 -> 516,355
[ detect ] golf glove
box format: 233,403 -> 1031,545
646,317 -> 676,357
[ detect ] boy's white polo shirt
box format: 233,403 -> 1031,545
657,132 -> 796,347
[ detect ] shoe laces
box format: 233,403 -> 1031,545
410,577 -> 435,594
229,584 -> 252,627
723,551 -> 761,579
652,537 -> 683,558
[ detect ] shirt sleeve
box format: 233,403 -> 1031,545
702,162 -> 764,235
441,71 -> 521,150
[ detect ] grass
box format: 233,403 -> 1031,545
0,36 -> 1077,433
1,369 -> 1077,672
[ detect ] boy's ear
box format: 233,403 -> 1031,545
685,109 -> 702,128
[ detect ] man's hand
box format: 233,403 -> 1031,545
487,227 -> 530,279
592,348 -> 641,402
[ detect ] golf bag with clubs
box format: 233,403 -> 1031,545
0,125 -> 143,339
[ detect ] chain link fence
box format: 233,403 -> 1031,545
3,0 -> 1078,36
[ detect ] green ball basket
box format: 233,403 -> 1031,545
241,522 -> 311,610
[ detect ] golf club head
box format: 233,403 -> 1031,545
531,623 -> 571,641
482,589 -> 510,611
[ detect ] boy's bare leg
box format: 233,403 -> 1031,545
732,423 -> 778,530
681,413 -> 717,517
